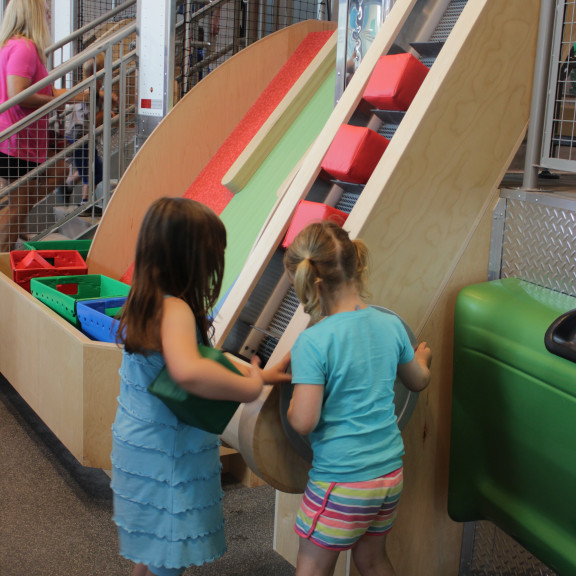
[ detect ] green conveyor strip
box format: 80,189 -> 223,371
219,72 -> 335,298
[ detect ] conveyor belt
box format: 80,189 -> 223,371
221,0 -> 469,433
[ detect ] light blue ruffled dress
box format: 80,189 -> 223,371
111,350 -> 226,575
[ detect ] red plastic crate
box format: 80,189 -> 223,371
362,53 -> 429,111
282,200 -> 348,248
10,250 -> 87,292
320,124 -> 389,184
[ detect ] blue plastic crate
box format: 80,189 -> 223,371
76,296 -> 127,342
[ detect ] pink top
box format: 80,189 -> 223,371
0,37 -> 52,163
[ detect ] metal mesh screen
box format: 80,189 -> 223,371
542,0 -> 576,170
430,0 -> 467,42
175,0 -> 323,98
257,286 -> 300,363
77,1 -> 137,48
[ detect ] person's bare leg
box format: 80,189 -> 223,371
132,564 -> 148,576
296,537 -> 340,576
3,183 -> 34,250
0,177 -> 12,252
133,564 -> 182,576
132,564 -> 158,576
352,533 -> 396,576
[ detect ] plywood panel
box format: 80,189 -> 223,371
213,0 -> 540,574
0,254 -> 122,466
83,342 -> 123,468
88,20 -> 336,281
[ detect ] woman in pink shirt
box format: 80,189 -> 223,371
0,0 -> 67,251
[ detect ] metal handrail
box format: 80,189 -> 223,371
0,19 -> 137,239
0,75 -> 136,201
0,23 -> 136,118
46,0 -> 137,59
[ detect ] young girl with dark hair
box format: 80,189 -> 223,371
112,197 -> 290,576
284,220 -> 432,576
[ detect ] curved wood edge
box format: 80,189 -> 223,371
222,29 -> 337,194
244,386 -> 311,493
87,20 -> 335,280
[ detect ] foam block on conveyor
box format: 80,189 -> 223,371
362,53 -> 429,111
320,124 -> 389,184
282,200 -> 348,248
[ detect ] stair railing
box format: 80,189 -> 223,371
0,21 -> 136,248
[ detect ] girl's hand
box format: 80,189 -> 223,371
244,355 -> 265,391
261,352 -> 292,386
415,341 -> 432,369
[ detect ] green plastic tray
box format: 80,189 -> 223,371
30,274 -> 130,327
148,345 -> 241,434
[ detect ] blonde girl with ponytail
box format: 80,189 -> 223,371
284,220 -> 432,576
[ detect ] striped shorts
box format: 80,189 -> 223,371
294,467 -> 403,551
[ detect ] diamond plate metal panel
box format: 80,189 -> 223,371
501,198 -> 576,296
467,522 -> 557,576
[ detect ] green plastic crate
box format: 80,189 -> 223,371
23,239 -> 93,261
148,345 -> 241,434
30,274 -> 130,327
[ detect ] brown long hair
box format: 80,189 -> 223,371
283,220 -> 369,323
118,197 -> 227,354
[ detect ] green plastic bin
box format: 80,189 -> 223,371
23,239 -> 93,261
449,278 -> 576,575
148,345 -> 241,434
30,274 -> 130,327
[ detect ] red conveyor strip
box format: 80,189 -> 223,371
121,30 -> 333,284
183,30 -> 334,213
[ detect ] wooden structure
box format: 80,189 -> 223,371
0,0 -> 542,572
212,0 -> 542,574
88,20 -> 336,280
0,21 -> 335,473
0,254 -> 121,468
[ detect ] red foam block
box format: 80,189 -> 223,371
362,53 -> 429,111
321,124 -> 389,185
282,200 -> 348,248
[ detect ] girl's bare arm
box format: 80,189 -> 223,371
161,297 -> 263,403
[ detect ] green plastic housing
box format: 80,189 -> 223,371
448,278 -> 576,575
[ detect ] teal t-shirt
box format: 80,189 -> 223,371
290,306 -> 414,483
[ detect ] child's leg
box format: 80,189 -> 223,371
352,533 -> 396,576
132,564 -> 148,576
296,536 -> 340,576
132,564 -> 183,576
